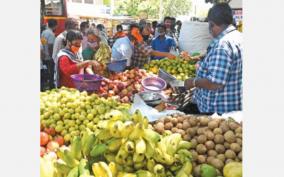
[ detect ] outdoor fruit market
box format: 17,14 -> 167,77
40,0 -> 243,177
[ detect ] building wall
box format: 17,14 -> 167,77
67,0 -> 110,18
229,0 -> 242,9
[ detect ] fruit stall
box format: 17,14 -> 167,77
40,51 -> 242,177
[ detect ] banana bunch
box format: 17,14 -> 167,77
95,42 -> 111,64
54,110 -> 194,177
92,161 -> 114,177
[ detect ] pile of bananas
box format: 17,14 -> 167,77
95,42 -> 111,65
144,58 -> 196,81
53,110 -> 194,177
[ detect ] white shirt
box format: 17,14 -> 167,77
52,31 -> 67,62
111,36 -> 133,66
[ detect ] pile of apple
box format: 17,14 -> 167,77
40,127 -> 64,157
96,68 -> 148,103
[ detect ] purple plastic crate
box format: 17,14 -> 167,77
71,74 -> 103,92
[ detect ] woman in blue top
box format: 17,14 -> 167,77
151,23 -> 176,60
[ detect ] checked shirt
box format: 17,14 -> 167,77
130,42 -> 153,68
193,25 -> 243,114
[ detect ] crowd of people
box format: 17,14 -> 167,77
40,16 -> 182,90
40,3 -> 242,114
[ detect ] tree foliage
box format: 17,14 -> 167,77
114,0 -> 192,19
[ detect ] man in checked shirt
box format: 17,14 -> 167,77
184,3 -> 243,114
130,26 -> 176,69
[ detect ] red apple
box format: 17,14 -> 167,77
117,82 -> 125,90
40,132 -> 49,146
44,127 -> 56,136
54,136 -> 64,146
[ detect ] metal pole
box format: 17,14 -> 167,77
110,0 -> 114,16
159,0 -> 163,21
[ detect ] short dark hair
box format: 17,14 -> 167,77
48,19 -> 57,28
157,23 -> 166,30
207,3 -> 233,26
96,24 -> 105,31
80,21 -> 89,30
164,16 -> 171,22
176,20 -> 182,26
152,21 -> 158,26
66,30 -> 83,43
65,18 -> 78,30
116,24 -> 123,31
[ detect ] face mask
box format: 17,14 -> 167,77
71,45 -> 80,54
159,32 -> 166,37
88,42 -> 97,49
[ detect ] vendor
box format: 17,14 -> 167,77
54,30 -> 101,88
184,3 -> 242,114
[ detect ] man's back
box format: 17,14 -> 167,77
111,36 -> 133,65
41,28 -> 55,60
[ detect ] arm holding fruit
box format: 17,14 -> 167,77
137,42 -> 176,60
151,50 -> 176,59
85,60 -> 102,75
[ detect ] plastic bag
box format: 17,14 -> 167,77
130,94 -> 184,122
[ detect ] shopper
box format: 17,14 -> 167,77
80,21 -> 91,56
112,23 -> 176,68
52,18 -> 79,61
141,22 -> 153,45
151,21 -> 158,35
82,28 -> 101,60
176,20 -> 182,38
91,23 -> 96,29
130,25 -> 176,68
170,17 -> 177,34
114,24 -> 126,40
54,30 -> 101,88
184,3 -> 243,114
111,23 -> 142,67
151,23 -> 176,60
80,21 -> 90,36
96,24 -> 108,44
164,16 -> 174,37
41,19 -> 58,88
